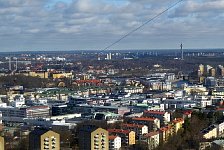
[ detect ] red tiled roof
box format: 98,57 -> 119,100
172,118 -> 184,124
109,135 -> 118,140
159,125 -> 172,132
108,129 -> 131,134
144,110 -> 166,115
121,123 -> 145,128
144,131 -> 159,137
132,117 -> 156,121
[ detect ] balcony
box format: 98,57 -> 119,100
44,142 -> 49,146
44,146 -> 49,149
94,142 -> 99,146
44,138 -> 49,142
94,146 -> 99,149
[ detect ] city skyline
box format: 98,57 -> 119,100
0,0 -> 224,51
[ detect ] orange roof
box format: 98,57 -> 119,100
144,110 -> 166,115
109,135 -> 118,140
121,123 -> 145,128
144,131 -> 159,137
172,118 -> 184,124
132,117 -> 156,121
108,129 -> 131,134
159,125 -> 172,132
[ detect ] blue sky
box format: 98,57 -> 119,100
0,0 -> 224,51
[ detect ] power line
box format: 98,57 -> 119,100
103,0 -> 185,51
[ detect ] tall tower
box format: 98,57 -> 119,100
180,43 -> 184,60
15,57 -> 18,71
8,57 -> 11,71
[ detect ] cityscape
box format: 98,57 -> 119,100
0,49 -> 224,150
0,0 -> 224,150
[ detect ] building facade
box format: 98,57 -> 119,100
109,136 -> 121,150
29,129 -> 60,150
79,126 -> 109,150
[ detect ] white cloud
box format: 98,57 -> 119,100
0,0 -> 223,51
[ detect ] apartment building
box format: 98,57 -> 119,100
172,118 -> 184,133
0,136 -> 4,150
121,123 -> 148,140
143,131 -> 160,150
109,136 -> 121,150
132,117 -> 160,131
79,126 -> 109,150
108,129 -> 135,146
143,110 -> 170,125
201,125 -> 217,139
215,120 -> 224,136
159,125 -> 173,142
29,129 -> 60,150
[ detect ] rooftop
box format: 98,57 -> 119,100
159,125 -> 172,132
108,129 -> 131,134
144,110 -> 166,115
121,123 -> 145,128
132,117 -> 156,121
109,135 -> 119,140
144,131 -> 159,137
172,118 -> 184,124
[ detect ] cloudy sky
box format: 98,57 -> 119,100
0,0 -> 223,51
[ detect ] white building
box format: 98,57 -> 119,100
143,110 -> 171,125
11,95 -> 25,108
109,136 -> 121,150
195,96 -> 212,108
144,131 -> 160,150
215,121 -> 224,136
201,125 -> 217,139
0,105 -> 50,122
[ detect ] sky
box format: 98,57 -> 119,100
0,0 -> 224,51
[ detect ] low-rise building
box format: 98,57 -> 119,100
94,112 -> 122,124
195,96 -> 212,108
143,110 -> 170,125
201,125 -> 217,139
143,131 -> 160,150
172,118 -> 184,133
108,129 -> 135,146
159,125 -> 173,142
109,136 -> 121,150
132,117 -> 160,131
0,105 -> 50,122
121,123 -> 148,140
215,120 -> 224,136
